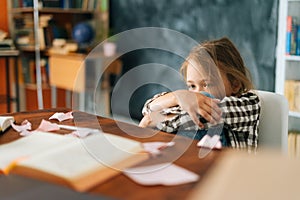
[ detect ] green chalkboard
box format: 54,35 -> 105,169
108,0 -> 278,120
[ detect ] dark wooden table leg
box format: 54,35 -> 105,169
14,57 -> 19,112
5,57 -> 10,113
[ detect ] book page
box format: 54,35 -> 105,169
0,116 -> 14,132
0,131 -> 75,173
15,133 -> 147,191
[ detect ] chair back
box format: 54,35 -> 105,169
256,90 -> 289,153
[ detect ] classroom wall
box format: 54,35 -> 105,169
109,0 -> 279,120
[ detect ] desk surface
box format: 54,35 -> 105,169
0,108 -> 221,200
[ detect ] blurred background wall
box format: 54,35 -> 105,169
108,0 -> 278,120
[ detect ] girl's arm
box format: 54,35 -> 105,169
143,90 -> 222,129
147,92 -> 178,112
139,112 -> 177,128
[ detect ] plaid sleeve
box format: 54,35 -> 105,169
220,91 -> 260,150
142,91 -> 261,150
157,110 -> 200,132
142,92 -> 168,115
141,92 -> 203,132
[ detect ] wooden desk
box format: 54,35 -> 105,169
0,109 -> 221,200
49,53 -> 122,115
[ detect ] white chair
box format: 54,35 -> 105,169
256,90 -> 289,153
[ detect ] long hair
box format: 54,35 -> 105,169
181,37 -> 254,97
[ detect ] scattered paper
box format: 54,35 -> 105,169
68,129 -> 102,138
11,119 -> 59,136
49,111 -> 73,122
36,119 -> 60,132
58,124 -> 102,138
10,120 -> 32,136
19,130 -> 32,137
142,141 -> 175,156
11,120 -> 31,132
124,163 -> 199,186
10,117 -> 101,138
197,134 -> 222,149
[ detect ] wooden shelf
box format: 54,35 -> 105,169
285,55 -> 300,61
276,0 -> 300,131
7,0 -> 109,111
289,111 -> 300,118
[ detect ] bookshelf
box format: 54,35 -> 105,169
276,0 -> 300,158
6,0 -> 109,110
276,0 -> 300,131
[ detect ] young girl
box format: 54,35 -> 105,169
139,37 -> 261,150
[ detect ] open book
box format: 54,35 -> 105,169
0,131 -> 147,192
0,116 -> 14,133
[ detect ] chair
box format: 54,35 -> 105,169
256,90 -> 289,153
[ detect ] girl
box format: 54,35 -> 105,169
139,37 -> 261,150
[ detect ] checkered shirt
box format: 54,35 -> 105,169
142,91 -> 261,149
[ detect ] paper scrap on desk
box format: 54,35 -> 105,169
10,120 -> 32,136
124,163 -> 199,186
197,134 -> 222,149
36,119 -> 60,132
58,124 -> 103,138
49,111 -> 73,122
142,141 -> 175,156
68,129 -> 96,138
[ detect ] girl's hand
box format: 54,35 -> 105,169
139,112 -> 167,128
173,90 -> 222,128
139,114 -> 155,128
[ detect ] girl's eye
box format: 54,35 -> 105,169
200,81 -> 209,88
201,81 -> 213,88
188,84 -> 196,89
201,82 -> 208,88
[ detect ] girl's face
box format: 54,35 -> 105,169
186,60 -> 233,98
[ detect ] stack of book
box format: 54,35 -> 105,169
14,13 -> 34,48
285,80 -> 300,112
288,131 -> 300,159
286,15 -> 300,55
13,0 -> 102,10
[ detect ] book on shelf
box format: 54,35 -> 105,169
20,57 -> 50,85
41,60 -> 50,85
286,15 -> 300,56
0,116 -> 14,134
14,13 -> 35,48
42,0 -> 61,8
286,16 -> 292,55
288,132 -> 296,158
0,39 -> 16,50
22,0 -> 33,8
288,131 -> 300,159
0,131 -> 147,192
40,0 -> 100,9
291,17 -> 297,55
284,80 -> 300,112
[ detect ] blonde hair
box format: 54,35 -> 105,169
180,37 -> 254,97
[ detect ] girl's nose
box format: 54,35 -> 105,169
196,85 -> 206,92
192,86 -> 204,93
